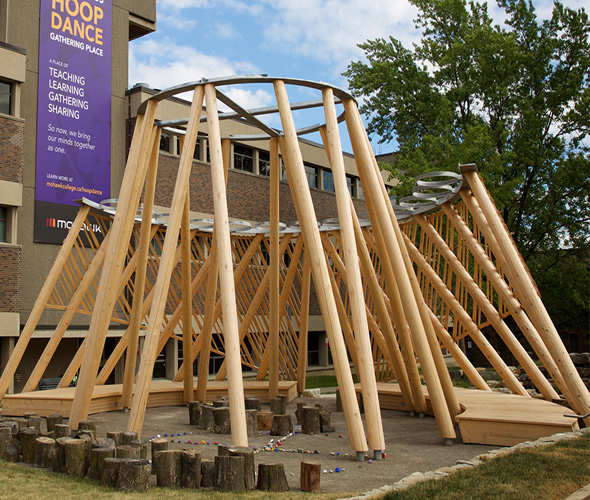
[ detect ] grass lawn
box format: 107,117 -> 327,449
0,434 -> 587,499
305,374 -> 358,389
384,434 -> 590,500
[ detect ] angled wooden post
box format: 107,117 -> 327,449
202,83 -> 248,446
127,90 -> 204,436
122,127 -> 162,409
442,202 -> 570,400
296,251 -> 311,394
463,169 -> 590,423
322,89 -> 385,453
344,98 -> 456,440
274,80 -> 368,457
69,102 -> 158,431
269,136 -> 280,399
0,204 -> 91,400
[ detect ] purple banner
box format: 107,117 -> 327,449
35,0 -> 112,243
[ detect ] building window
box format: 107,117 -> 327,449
0,206 -> 7,242
234,145 -> 254,172
194,139 -> 201,160
357,181 -> 364,200
0,80 -> 12,115
323,170 -> 335,193
259,151 -> 270,176
347,175 -> 356,197
305,165 -> 318,188
159,133 -> 171,153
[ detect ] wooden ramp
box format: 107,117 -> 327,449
358,383 -> 578,446
1,380 -> 298,418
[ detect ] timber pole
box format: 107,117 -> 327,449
268,137 -> 280,399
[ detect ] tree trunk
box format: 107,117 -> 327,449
257,463 -> 289,492
246,409 -> 258,437
131,439 -> 149,459
300,461 -> 321,492
101,457 -> 121,488
121,431 -> 138,445
53,436 -> 70,473
301,406 -> 320,435
0,427 -> 11,461
200,405 -> 215,430
46,414 -> 63,433
213,406 -> 231,434
106,431 -> 122,446
270,396 -> 286,415
244,396 -> 260,410
116,445 -> 140,459
27,416 -> 41,432
19,427 -> 39,464
54,424 -> 70,439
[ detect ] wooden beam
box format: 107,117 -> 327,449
269,136 -> 280,398
296,252 -> 312,394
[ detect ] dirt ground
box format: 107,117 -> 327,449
87,393 -> 497,495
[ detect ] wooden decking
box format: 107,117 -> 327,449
358,383 -> 578,446
1,380 -> 298,418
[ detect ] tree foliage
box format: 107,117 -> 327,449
344,0 -> 590,336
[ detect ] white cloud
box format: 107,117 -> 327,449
129,38 -> 259,92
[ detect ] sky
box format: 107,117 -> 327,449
128,0 -> 587,153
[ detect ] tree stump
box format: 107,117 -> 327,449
19,427 -> 39,464
271,414 -> 292,436
212,397 -> 228,408
214,455 -> 245,492
200,405 -> 215,430
65,438 -> 87,477
257,411 -> 274,431
213,406 -> 231,434
4,444 -> 19,463
116,445 -> 141,459
0,420 -> 18,436
35,436 -> 56,468
270,396 -> 286,415
319,410 -> 335,433
217,444 -> 231,456
54,424 -> 70,439
23,412 -> 37,419
131,439 -> 148,459
301,406 -> 320,435
300,461 -> 321,492
244,396 -> 260,411
46,414 -> 63,433
77,420 -> 96,434
296,402 -> 306,424
101,457 -> 121,488
246,409 -> 258,437
187,401 -> 202,426
229,446 -> 255,490
200,459 -> 215,487
153,449 -> 183,488
315,402 -> 329,412
257,463 -> 289,492
121,431 -> 138,445
116,459 -> 151,492
76,429 -> 95,441
88,447 -> 116,480
181,450 -> 202,489
53,437 -> 70,473
27,416 -> 42,432
107,431 -> 122,446
150,438 -> 168,473
92,437 -> 116,450
0,427 -> 11,461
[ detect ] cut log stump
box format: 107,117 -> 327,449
27,416 -> 42,432
19,427 -> 39,464
213,406 -> 231,434
257,463 -> 289,492
101,457 -> 121,488
34,436 -> 56,468
200,405 -> 215,430
116,445 -> 141,459
200,458 -> 215,487
65,438 -> 87,477
244,396 -> 261,411
270,396 -> 286,415
116,459 -> 151,492
53,436 -> 70,473
187,401 -> 202,427
181,450 -> 202,489
88,447 -> 116,480
229,446 -> 255,490
246,409 -> 258,437
77,420 -> 96,434
46,414 -> 63,433
319,410 -> 335,433
131,439 -> 149,459
214,455 -> 245,492
0,427 -> 12,461
301,406 -> 320,435
153,449 -> 183,488
300,461 -> 321,492
54,424 -> 70,439
121,431 -> 138,445
106,431 -> 122,446
271,414 -> 293,436
257,411 -> 274,431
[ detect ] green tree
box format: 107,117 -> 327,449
344,0 -> 589,338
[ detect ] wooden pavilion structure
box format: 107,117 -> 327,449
0,77 -> 587,456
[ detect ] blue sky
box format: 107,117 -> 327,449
128,0 -> 586,153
